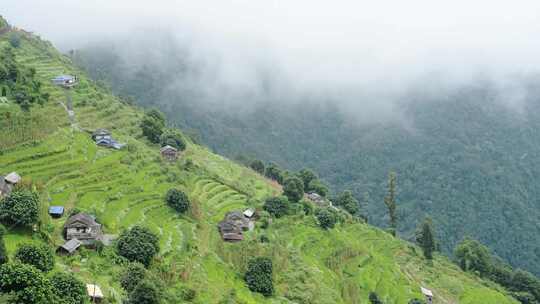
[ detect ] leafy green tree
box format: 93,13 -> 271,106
165,189 -> 190,214
334,190 -> 359,216
141,111 -> 165,144
315,208 -> 337,230
296,169 -> 317,189
0,262 -> 55,303
369,292 -> 384,304
383,172 -> 398,236
510,269 -> 540,301
9,33 -> 21,48
0,189 -> 40,227
50,272 -> 86,304
249,160 -> 265,174
121,263 -> 147,293
14,243 -> 54,272
160,129 -> 186,151
264,163 -> 283,183
0,225 -> 7,265
146,108 -> 166,124
117,226 -> 160,267
306,179 -> 329,197
283,176 -> 304,203
263,196 -> 289,218
454,238 -> 492,275
127,280 -> 160,304
245,257 -> 273,297
416,217 -> 437,260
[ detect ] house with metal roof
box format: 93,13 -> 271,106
48,206 -> 64,218
421,287 -> 433,304
64,213 -> 103,245
0,172 -> 21,199
160,145 -> 178,161
217,210 -> 256,241
86,284 -> 104,302
52,75 -> 78,88
4,172 -> 21,184
57,238 -> 82,255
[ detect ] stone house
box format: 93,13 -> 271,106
64,213 -> 103,245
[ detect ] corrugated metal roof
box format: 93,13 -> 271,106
49,206 -> 64,215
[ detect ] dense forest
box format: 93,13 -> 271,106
73,35 -> 540,277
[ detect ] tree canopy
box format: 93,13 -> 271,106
14,243 -> 54,272
50,272 -> 87,304
165,189 -> 190,214
245,257 -> 273,297
117,226 -> 160,267
315,208 -> 338,230
0,262 -> 55,303
263,196 -> 289,218
121,263 -> 147,293
0,189 -> 40,227
160,129 -> 186,151
283,176 -> 304,203
416,217 -> 437,260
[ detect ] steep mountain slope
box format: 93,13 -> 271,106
0,21 -> 519,303
73,36 -> 540,276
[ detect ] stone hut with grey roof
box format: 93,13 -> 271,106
64,212 -> 103,245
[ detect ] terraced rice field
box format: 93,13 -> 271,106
0,30 -> 519,304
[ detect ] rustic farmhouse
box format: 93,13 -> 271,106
64,212 -> 103,245
91,129 -> 125,150
218,209 -> 255,241
160,145 -> 178,161
51,74 -> 78,88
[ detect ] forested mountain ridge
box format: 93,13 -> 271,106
0,17 -> 532,303
73,36 -> 540,277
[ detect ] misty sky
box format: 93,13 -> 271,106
4,1 -> 540,116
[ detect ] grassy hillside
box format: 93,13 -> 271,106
71,34 -> 540,277
0,25 -> 519,303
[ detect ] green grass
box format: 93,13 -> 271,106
0,28 -> 520,303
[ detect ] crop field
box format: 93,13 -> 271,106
0,31 -> 519,303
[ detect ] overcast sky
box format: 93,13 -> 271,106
4,1 -> 540,115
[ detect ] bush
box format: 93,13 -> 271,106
0,225 -> 7,265
50,272 -> 86,304
315,208 -> 337,230
0,262 -> 55,303
0,189 -> 40,227
165,189 -> 190,214
334,190 -> 359,216
141,110 -> 165,144
116,226 -> 160,267
15,243 -> 54,272
263,196 -> 289,218
369,292 -> 383,304
121,263 -> 147,293
408,299 -> 424,304
160,129 -> 186,151
127,280 -> 160,304
283,177 -> 304,203
249,160 -> 265,174
296,169 -> 317,189
264,163 -> 283,183
454,238 -> 491,275
245,257 -> 273,297
9,33 -> 21,48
